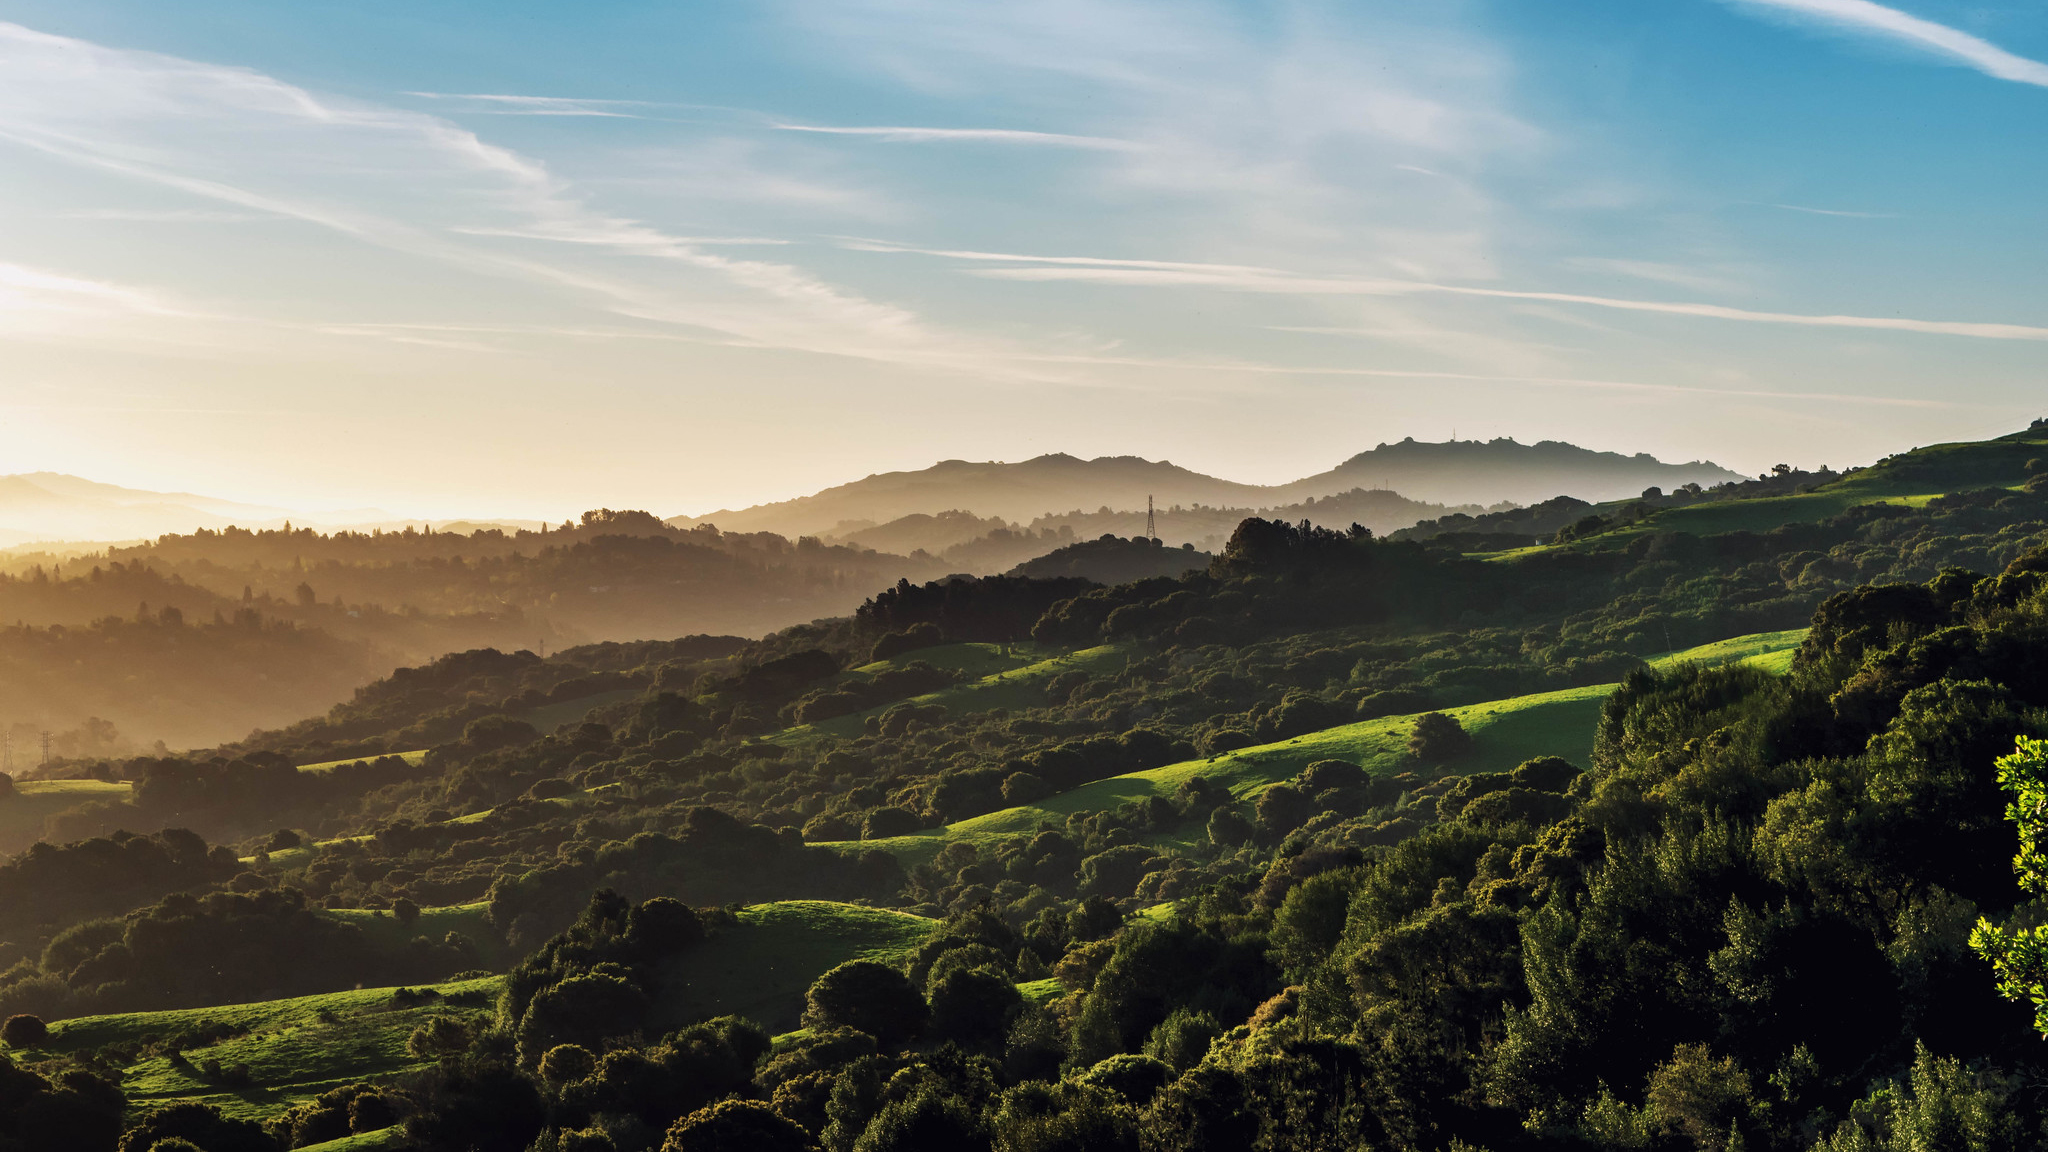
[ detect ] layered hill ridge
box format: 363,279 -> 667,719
669,439 -> 1743,540
1277,436 -> 1745,507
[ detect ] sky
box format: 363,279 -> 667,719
0,0 -> 2041,520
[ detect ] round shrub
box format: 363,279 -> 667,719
862,807 -> 924,840
540,1044 -> 597,1085
1143,1007 -> 1222,1071
1,1014 -> 47,1049
1207,807 -> 1256,847
1200,729 -> 1256,757
802,811 -> 859,842
662,1098 -> 811,1152
1254,783 -> 1314,838
802,960 -> 927,1046
1001,772 -> 1052,804
1298,759 -> 1365,792
1510,756 -> 1580,792
1079,1053 -> 1174,1105
927,967 -> 1021,1049
1408,712 -> 1472,762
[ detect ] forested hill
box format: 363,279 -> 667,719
0,425 -> 2043,1152
667,439 -> 1738,539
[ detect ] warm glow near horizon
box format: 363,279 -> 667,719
0,1 -> 2042,523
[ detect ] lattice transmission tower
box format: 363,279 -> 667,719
1145,495 -> 1157,541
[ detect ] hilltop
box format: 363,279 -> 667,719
1274,436 -> 1743,506
668,439 -> 1740,540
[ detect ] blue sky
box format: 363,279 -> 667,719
0,0 -> 2040,518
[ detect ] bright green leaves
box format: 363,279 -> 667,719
1969,737 -> 2048,1034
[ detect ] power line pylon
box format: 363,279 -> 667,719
1145,495 -> 1157,542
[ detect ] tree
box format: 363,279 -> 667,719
990,1081 -> 1138,1152
663,1099 -> 813,1152
1971,736 -> 2048,1032
851,1085 -> 984,1152
539,1044 -> 597,1085
392,898 -> 420,927
1,1013 -> 47,1049
117,1103 -> 274,1152
927,967 -> 1021,1050
515,973 -> 652,1064
802,961 -> 927,1046
1207,807 -> 1255,847
1254,783 -> 1314,838
1142,1007 -> 1222,1071
1407,712 -> 1471,763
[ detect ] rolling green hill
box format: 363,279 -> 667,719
1576,431 -> 2046,549
831,629 -> 1808,865
768,643 -> 1134,746
296,749 -> 428,774
0,779 -> 130,847
319,901 -> 511,968
654,900 -> 934,1033
31,977 -> 501,1123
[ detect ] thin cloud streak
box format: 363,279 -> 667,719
1019,352 -> 1959,409
774,124 -> 1135,149
1725,0 -> 2048,87
943,260 -> 2048,341
1768,203 -> 1898,218
0,22 -> 1054,379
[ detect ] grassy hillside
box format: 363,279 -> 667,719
298,1131 -> 401,1151
34,976 -> 501,1123
319,901 -> 511,968
848,641 -> 1047,680
769,644 -> 1134,746
1648,628 -> 1806,670
0,779 -> 130,846
1587,432 -> 2045,547
521,688 -> 644,734
834,629 -> 1808,865
297,749 -> 428,773
655,900 -> 933,1033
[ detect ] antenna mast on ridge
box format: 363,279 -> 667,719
1145,495 -> 1157,542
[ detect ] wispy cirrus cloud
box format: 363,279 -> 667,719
0,22 -> 1039,375
857,242 -> 2048,341
0,262 -> 184,318
772,124 -> 1134,149
58,208 -> 279,223
1766,203 -> 1899,218
404,92 -> 652,117
1723,0 -> 2048,87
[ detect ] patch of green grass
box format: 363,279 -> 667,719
835,682 -> 1616,866
319,902 -> 510,968
1015,978 -> 1063,1004
297,1130 -> 401,1151
524,689 -> 645,734
0,779 -> 131,847
1584,436 -> 2045,550
1649,629 -> 1807,671
848,642 -> 1048,680
833,629 -> 1810,866
296,750 -> 428,774
38,977 -> 502,1123
655,901 -> 934,1033
769,645 -> 1135,746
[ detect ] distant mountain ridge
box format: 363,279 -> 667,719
1278,437 -> 1745,507
670,439 -> 1743,540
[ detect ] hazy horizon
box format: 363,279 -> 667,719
0,1 -> 2042,520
